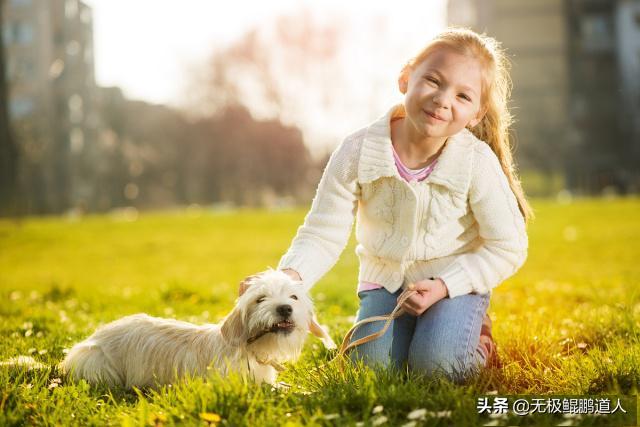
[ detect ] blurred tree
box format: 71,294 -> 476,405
184,105 -> 311,207
189,9 -> 345,132
95,87 -> 309,210
95,87 -> 191,210
180,9 -> 346,207
93,87 -> 135,210
0,0 -> 19,216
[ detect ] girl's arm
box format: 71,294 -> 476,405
437,147 -> 529,298
277,134 -> 361,288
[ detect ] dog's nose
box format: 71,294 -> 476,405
276,304 -> 293,317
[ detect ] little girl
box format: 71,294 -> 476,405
241,28 -> 533,382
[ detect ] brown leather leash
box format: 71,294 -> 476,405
335,284 -> 417,361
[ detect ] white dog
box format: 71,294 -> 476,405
60,270 -> 335,388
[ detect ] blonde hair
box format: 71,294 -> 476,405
402,27 -> 535,224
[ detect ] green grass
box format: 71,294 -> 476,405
1,197 -> 639,426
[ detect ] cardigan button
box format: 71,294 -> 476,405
401,236 -> 410,246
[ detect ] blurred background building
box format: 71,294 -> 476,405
3,0 -> 98,214
448,0 -> 640,195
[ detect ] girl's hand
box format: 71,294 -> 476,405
399,278 -> 449,316
238,269 -> 302,296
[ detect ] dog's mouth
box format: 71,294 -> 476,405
270,319 -> 295,333
246,320 -> 296,344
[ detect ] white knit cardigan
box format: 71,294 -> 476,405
278,105 -> 528,298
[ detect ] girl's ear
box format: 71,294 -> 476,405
468,106 -> 487,128
398,67 -> 410,94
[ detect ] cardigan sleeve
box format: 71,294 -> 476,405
437,147 -> 528,298
277,134 -> 361,288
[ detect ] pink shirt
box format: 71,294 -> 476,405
357,143 -> 439,292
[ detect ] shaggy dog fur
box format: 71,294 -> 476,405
60,270 -> 334,387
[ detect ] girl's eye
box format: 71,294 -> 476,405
426,77 -> 439,85
290,295 -> 298,300
459,94 -> 471,101
257,296 -> 266,304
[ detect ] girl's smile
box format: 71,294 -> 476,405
423,109 -> 446,122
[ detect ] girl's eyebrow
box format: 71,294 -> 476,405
425,68 -> 478,96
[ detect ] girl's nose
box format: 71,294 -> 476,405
433,92 -> 450,109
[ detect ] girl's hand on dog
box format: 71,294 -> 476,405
400,278 -> 449,316
239,269 -> 302,296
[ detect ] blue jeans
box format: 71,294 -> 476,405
349,287 -> 490,383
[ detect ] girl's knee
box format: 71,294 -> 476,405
409,347 -> 480,382
408,346 -> 451,375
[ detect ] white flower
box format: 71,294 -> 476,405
426,410 -> 452,418
407,408 -> 427,420
372,415 -> 388,426
48,378 -> 62,389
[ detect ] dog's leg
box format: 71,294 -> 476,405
309,316 -> 337,349
248,358 -> 277,385
61,343 -> 123,387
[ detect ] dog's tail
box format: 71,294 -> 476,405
0,355 -> 47,370
60,343 -> 123,386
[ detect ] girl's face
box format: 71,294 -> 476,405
399,46 -> 485,141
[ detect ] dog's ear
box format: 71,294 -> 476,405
221,304 -> 247,346
309,314 -> 336,350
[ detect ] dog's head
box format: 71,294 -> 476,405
221,269 -> 334,362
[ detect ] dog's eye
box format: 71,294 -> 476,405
256,296 -> 266,304
290,295 -> 298,300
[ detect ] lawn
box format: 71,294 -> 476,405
0,197 -> 638,426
